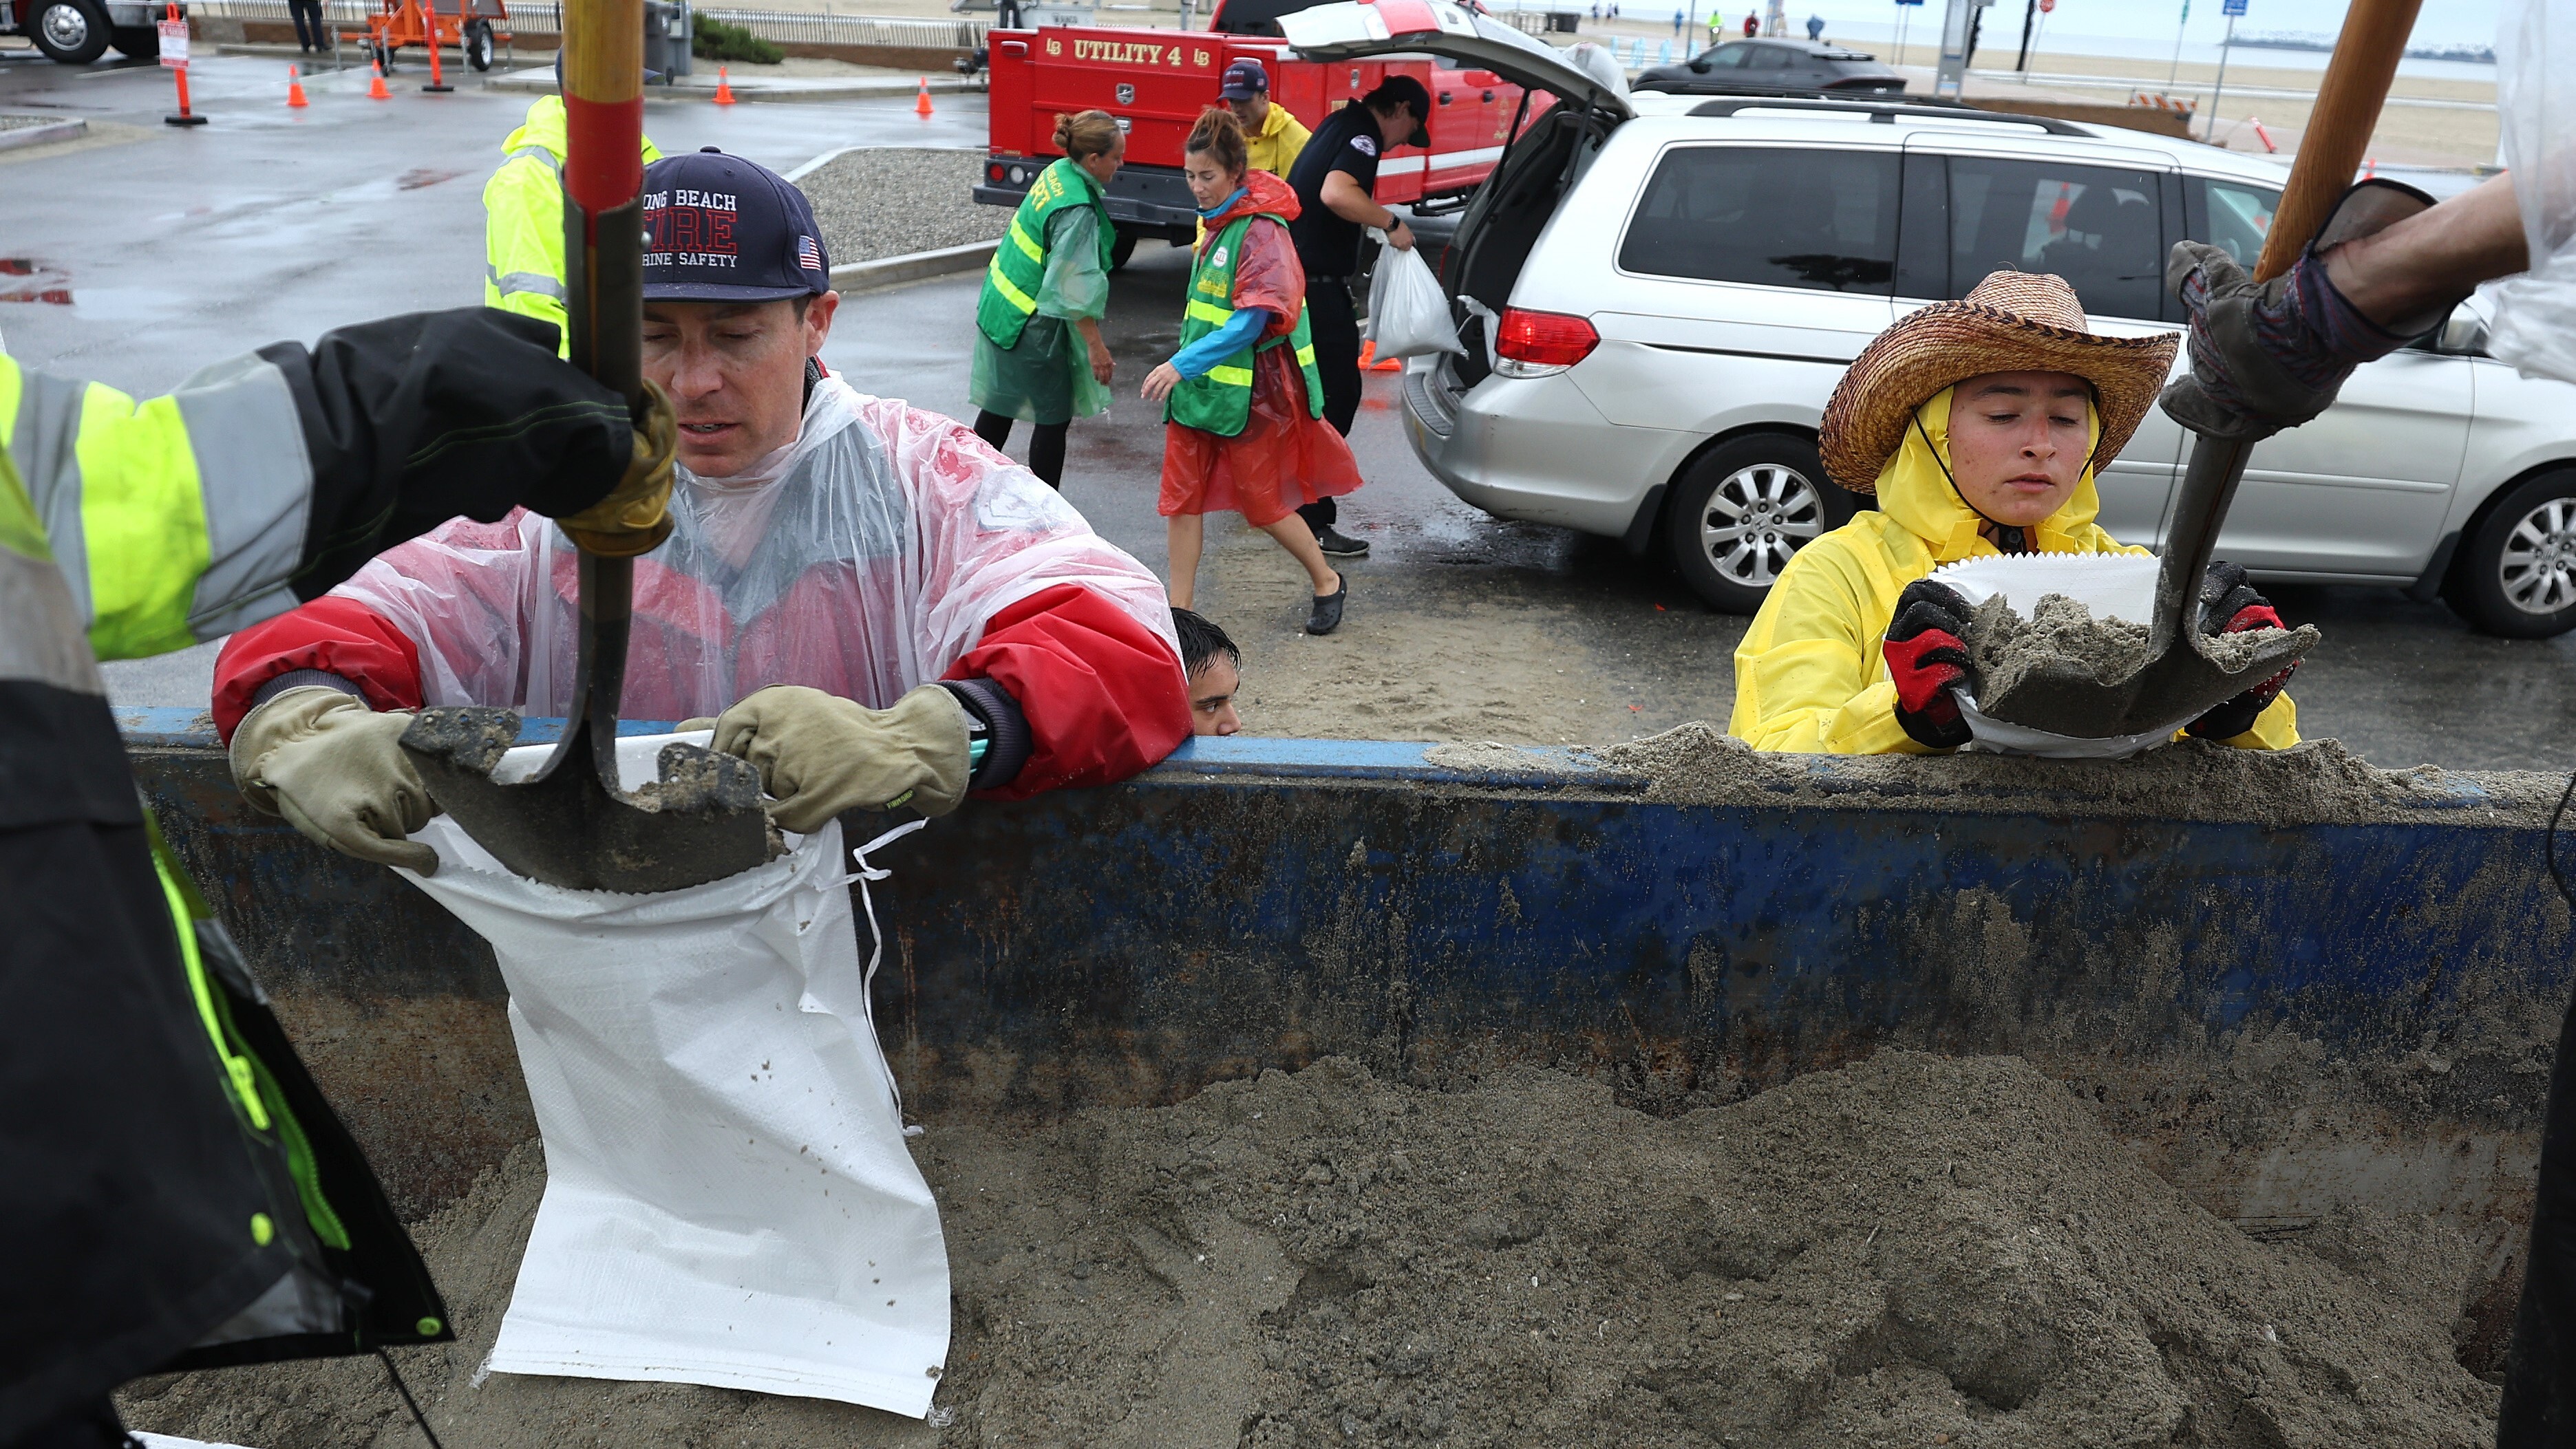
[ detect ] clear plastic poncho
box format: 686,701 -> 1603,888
331,377 -> 1179,720
2488,0 -> 2576,384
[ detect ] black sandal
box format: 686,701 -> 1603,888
1306,575 -> 1348,635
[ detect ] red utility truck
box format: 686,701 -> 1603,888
975,0 -> 1553,261
5,0 -> 178,63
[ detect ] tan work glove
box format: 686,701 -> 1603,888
229,687 -> 440,874
554,378 -> 679,557
711,684 -> 972,834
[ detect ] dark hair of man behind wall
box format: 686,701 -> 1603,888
1184,105 -> 1249,176
1054,109 -> 1123,160
1171,608 -> 1241,678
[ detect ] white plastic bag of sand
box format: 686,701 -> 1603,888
395,732 -> 950,1419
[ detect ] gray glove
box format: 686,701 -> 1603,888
230,687 -> 440,874
2160,180 -> 2447,441
711,684 -> 972,834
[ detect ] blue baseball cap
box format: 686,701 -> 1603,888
1218,56 -> 1268,98
641,147 -> 831,302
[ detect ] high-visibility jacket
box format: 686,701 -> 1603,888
1167,208 -> 1325,438
1729,384 -> 2297,753
483,95 -> 665,354
0,309 -> 631,1437
977,156 -> 1116,351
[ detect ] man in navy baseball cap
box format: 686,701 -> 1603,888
639,147 -> 838,478
1215,56 -> 1311,177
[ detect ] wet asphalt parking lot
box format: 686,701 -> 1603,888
8,48 -> 2573,773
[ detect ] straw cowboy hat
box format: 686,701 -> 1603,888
1818,271 -> 2180,494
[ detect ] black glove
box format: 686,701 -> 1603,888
2160,180 -> 2447,441
262,310 -> 641,599
1882,579 -> 1976,751
2184,561 -> 2297,740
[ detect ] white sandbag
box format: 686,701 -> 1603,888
2487,0 -> 2576,385
1365,233 -> 1467,360
1930,552 -> 2162,625
397,732 -> 949,1419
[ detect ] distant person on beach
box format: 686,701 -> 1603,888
1172,608 -> 1244,736
1806,12 -> 1824,41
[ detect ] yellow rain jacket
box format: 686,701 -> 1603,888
483,96 -> 663,356
1729,387 -> 2298,754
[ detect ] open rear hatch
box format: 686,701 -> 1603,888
1278,0 -> 1632,389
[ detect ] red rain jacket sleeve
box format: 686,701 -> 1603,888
211,596 -> 426,742
946,583 -> 1190,799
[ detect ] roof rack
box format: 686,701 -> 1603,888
1683,94 -> 2098,138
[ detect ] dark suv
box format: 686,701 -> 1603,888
1633,39 -> 1904,97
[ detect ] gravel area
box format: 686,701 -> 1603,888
796,147 -> 999,268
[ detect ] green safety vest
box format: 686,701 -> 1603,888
977,156 -> 1117,350
1164,213 -> 1326,438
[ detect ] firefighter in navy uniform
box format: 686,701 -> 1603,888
0,308 -> 673,1447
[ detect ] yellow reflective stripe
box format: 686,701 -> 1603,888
986,255 -> 1038,315
0,352 -> 21,451
1009,216 -> 1045,263
1185,299 -> 1236,327
78,384 -> 209,658
156,851 -> 270,1132
1206,365 -> 1254,387
1295,345 -> 1317,367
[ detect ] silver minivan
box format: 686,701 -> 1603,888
1282,3 -> 2576,637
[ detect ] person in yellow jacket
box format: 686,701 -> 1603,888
1730,270 -> 2299,755
483,54 -> 665,351
0,309 -> 672,1444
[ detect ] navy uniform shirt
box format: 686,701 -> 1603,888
1287,101 -> 1382,279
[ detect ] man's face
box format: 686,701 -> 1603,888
1188,656 -> 1242,736
1944,369 -> 2092,529
1225,91 -> 1270,129
643,292 -> 839,478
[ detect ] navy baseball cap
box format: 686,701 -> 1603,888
1364,74 -> 1433,149
1218,56 -> 1269,98
641,147 -> 831,301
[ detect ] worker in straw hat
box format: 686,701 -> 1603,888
1729,270 -> 2299,755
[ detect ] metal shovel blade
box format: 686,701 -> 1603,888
401,707 -> 773,894
1974,433 -> 2317,740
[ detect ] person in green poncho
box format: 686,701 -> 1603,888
971,109 -> 1125,490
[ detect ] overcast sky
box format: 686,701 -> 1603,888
1801,0 -> 2500,48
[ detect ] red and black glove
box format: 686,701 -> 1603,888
2185,560 -> 2297,740
1884,579 -> 1975,751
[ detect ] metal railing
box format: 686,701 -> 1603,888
187,0 -> 984,47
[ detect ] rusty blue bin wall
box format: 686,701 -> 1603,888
125,709 -> 2567,1249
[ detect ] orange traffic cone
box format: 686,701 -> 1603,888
915,76 -> 933,117
367,61 -> 390,99
712,66 -> 736,105
1359,339 -> 1398,372
286,63 -> 308,107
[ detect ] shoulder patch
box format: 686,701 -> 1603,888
1211,245 -> 1229,268
1352,134 -> 1377,158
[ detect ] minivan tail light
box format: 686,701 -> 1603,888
1494,308 -> 1599,368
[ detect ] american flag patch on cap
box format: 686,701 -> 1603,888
798,235 -> 823,272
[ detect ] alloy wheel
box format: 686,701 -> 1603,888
2499,497 -> 2576,616
1699,462 -> 1825,588
40,1 -> 92,50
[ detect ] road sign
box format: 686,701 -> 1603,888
1897,0 -> 1922,8
2223,0 -> 2246,13
2038,0 -> 2052,10
157,17 -> 189,66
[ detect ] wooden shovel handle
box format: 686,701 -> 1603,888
2251,0 -> 2425,283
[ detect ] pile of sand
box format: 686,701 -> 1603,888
127,1053 -> 2499,1448
1586,722 -> 2565,828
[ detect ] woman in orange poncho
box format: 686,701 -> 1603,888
1142,107 -> 1363,635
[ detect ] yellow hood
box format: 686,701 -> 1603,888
1871,385 -> 2106,564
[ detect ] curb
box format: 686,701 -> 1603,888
829,238 -> 996,293
0,118 -> 89,153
